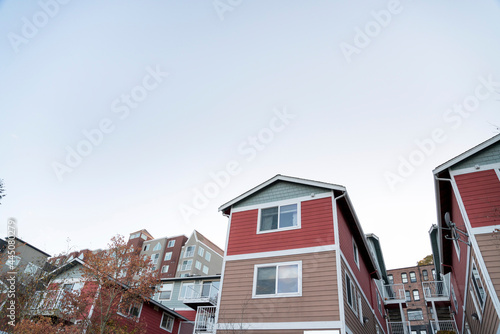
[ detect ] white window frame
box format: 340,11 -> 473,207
164,252 -> 172,261
130,232 -> 140,239
252,261 -> 302,298
158,283 -> 173,301
181,259 -> 192,271
151,253 -> 160,264
205,252 -> 211,262
160,312 -> 174,332
153,242 -> 162,251
202,265 -> 209,275
195,261 -> 202,270
117,298 -> 143,319
422,270 -> 428,281
352,238 -> 359,269
184,246 -> 195,258
167,240 -> 175,248
198,247 -> 205,257
143,244 -> 150,251
407,309 -> 424,321
256,200 -> 301,234
24,262 -> 40,275
471,261 -> 486,310
401,272 -> 408,284
412,289 -> 420,301
409,271 -> 417,283
345,273 -> 358,315
161,265 -> 169,273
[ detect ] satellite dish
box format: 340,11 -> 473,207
444,212 -> 452,228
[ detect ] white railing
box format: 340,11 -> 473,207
422,281 -> 449,300
388,321 -> 411,334
183,283 -> 219,305
194,306 -> 217,333
31,290 -> 65,311
429,320 -> 458,333
382,284 -> 406,302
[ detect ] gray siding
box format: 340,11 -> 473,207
451,141 -> 500,171
233,181 -> 330,208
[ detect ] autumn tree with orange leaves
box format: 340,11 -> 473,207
9,235 -> 159,334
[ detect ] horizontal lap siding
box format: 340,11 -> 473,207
227,197 -> 335,256
466,288 -> 500,334
455,170 -> 500,228
476,233 -> 500,299
218,331 -> 305,334
219,252 -> 339,323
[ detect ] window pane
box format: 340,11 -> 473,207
256,266 -> 276,295
261,207 -> 278,231
279,204 -> 297,228
277,264 -> 298,293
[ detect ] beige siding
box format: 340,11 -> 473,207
218,251 -> 339,324
466,287 -> 500,334
475,232 -> 500,300
465,248 -> 500,334
342,260 -> 378,334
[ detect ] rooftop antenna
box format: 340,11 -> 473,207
442,212 -> 470,246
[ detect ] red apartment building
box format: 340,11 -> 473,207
211,175 -> 388,334
431,134 -> 500,334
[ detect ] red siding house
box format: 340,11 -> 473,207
205,175 -> 387,334
29,258 -> 188,333
432,134 -> 500,334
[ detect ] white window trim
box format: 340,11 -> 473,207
352,237 -> 359,269
160,312 -> 174,332
202,265 -> 209,274
471,260 -> 486,310
256,200 -> 302,235
345,273 -> 357,315
143,244 -> 150,251
252,261 -> 302,298
180,259 -> 192,271
184,246 -> 195,258
161,265 -> 169,273
158,283 -> 173,301
205,252 -> 211,262
167,240 -> 175,248
117,298 -> 143,320
198,247 -> 205,257
164,252 -> 172,261
153,242 -> 162,251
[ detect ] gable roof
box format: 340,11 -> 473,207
193,230 -> 224,256
433,134 -> 500,174
218,174 -> 345,214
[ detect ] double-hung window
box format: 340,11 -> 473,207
471,262 -> 485,308
160,312 -> 174,332
158,283 -> 173,301
410,271 -> 417,283
259,203 -> 299,233
253,262 -> 301,297
401,273 -> 408,284
181,260 -> 192,271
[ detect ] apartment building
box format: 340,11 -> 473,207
431,134 -> 500,334
140,234 -> 188,278
210,174 -> 387,334
176,230 -> 224,278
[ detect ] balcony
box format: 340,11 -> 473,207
382,284 -> 406,304
422,281 -> 449,302
29,290 -> 66,317
194,306 -> 216,333
429,320 -> 458,333
183,283 -> 219,309
387,321 -> 411,334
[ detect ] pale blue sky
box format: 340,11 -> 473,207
1,0 -> 499,269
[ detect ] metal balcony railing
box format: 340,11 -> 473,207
382,283 -> 406,302
183,283 -> 219,306
194,306 -> 217,333
429,320 -> 458,333
422,281 -> 449,300
388,321 -> 411,334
